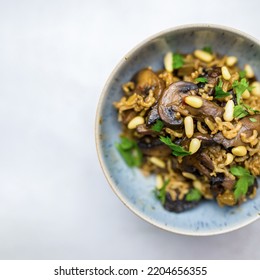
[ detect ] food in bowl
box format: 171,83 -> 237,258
114,47 -> 260,213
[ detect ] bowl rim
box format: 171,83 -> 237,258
95,23 -> 260,236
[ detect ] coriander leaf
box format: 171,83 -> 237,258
233,103 -> 259,119
195,77 -> 208,83
186,188 -> 202,202
214,79 -> 230,98
230,166 -> 250,177
154,180 -> 169,205
232,78 -> 251,104
116,143 -> 135,167
159,136 -> 191,157
230,166 -> 255,200
151,119 -> 164,132
234,177 -> 249,200
243,104 -> 260,114
233,105 -> 249,119
239,70 -> 246,79
172,53 -> 184,69
202,46 -> 212,54
120,136 -> 135,150
249,118 -> 257,122
116,137 -> 143,167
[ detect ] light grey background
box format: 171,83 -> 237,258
0,0 -> 259,259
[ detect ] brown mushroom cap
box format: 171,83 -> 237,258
134,68 -> 165,100
213,114 -> 260,148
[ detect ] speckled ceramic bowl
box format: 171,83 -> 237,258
96,24 -> 260,235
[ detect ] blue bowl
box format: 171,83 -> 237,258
96,24 -> 260,235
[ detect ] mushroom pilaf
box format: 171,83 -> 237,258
114,47 -> 260,213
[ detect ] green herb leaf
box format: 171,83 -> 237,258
159,136 -> 191,157
120,136 -> 135,150
151,119 -> 164,132
172,53 -> 184,69
232,78 -> 251,104
230,166 -> 250,177
154,180 -> 169,205
116,137 -> 143,167
233,105 -> 249,119
239,70 -> 246,79
233,104 -> 259,119
195,77 -> 208,83
230,166 -> 255,200
233,177 -> 249,200
243,104 -> 260,114
214,79 -> 231,98
202,46 -> 212,54
249,118 -> 257,122
186,188 -> 202,202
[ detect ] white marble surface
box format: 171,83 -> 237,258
0,0 -> 259,259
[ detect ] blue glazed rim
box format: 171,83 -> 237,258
95,24 -> 260,236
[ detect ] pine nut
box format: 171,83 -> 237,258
226,56 -> 237,67
193,180 -> 203,192
251,81 -> 260,97
185,96 -> 203,108
242,89 -> 250,99
164,52 -> 173,72
182,172 -> 197,181
232,146 -> 247,157
244,64 -> 254,78
189,138 -> 201,154
224,153 -> 234,166
184,116 -> 194,138
156,175 -> 164,189
194,50 -> 213,62
149,157 -> 165,168
127,116 -> 144,129
221,66 -> 231,80
223,100 -> 234,121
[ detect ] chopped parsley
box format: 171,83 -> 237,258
243,104 -> 260,114
233,104 -> 260,119
186,188 -> 202,202
239,70 -> 246,79
159,136 -> 191,157
233,105 -> 249,119
249,118 -> 257,122
232,78 -> 252,104
230,166 -> 255,200
195,77 -> 208,83
202,46 -> 212,54
115,137 -> 142,167
172,53 -> 184,69
214,79 -> 230,98
154,180 -> 169,205
151,119 -> 164,132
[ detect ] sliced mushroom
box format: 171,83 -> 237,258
164,193 -> 199,213
136,124 -> 159,136
158,81 -> 197,126
138,137 -> 172,157
171,149 -> 214,178
134,68 -> 165,100
180,132 -> 215,150
146,104 -> 160,125
158,81 -> 224,126
213,114 -> 260,148
185,99 -> 224,119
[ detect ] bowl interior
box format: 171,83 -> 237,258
96,25 -> 260,235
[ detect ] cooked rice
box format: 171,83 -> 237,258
114,48 -> 260,211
